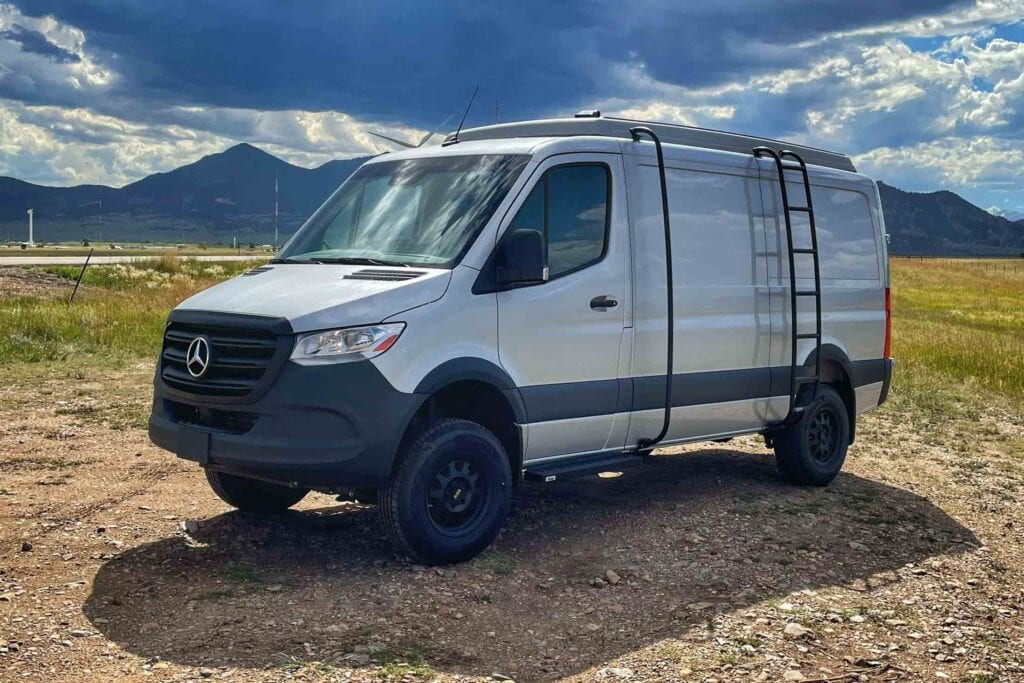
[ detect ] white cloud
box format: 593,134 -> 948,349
854,136 -> 1024,188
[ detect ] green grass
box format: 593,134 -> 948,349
372,646 -> 437,678
891,258 -> 1024,409
478,550 -> 515,575
0,256 -> 263,364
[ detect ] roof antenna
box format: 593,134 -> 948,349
443,85 -> 479,146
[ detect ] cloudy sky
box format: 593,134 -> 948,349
1,1 -> 1023,215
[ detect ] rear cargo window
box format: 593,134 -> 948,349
664,167 -> 761,286
812,188 -> 879,280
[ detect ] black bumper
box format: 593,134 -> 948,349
878,358 -> 895,405
149,359 -> 425,490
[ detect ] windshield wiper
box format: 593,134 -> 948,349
313,256 -> 411,268
269,257 -> 324,264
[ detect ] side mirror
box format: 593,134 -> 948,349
496,228 -> 548,285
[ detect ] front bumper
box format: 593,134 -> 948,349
148,359 -> 425,490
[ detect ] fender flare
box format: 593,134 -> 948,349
414,357 -> 527,425
803,343 -> 857,443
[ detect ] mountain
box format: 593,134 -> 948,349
877,182 -> 1024,256
2,143 -> 1023,254
0,143 -> 370,244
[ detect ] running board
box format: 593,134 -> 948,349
523,452 -> 642,483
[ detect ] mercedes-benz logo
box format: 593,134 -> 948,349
185,337 -> 211,378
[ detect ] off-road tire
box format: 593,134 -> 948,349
204,468 -> 308,512
773,384 -> 850,486
380,418 -> 512,565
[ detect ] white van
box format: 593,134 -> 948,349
149,114 -> 893,564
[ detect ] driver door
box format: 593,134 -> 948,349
496,154 -> 631,461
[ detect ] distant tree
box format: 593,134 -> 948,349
198,242 -> 208,250
82,238 -> 90,247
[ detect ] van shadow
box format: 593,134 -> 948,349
84,448 -> 977,680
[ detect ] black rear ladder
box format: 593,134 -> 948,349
753,147 -> 822,422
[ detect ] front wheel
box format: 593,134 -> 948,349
204,468 -> 309,512
380,418 -> 512,565
773,384 -> 850,486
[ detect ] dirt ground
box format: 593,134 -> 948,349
0,267 -> 78,297
0,361 -> 1022,682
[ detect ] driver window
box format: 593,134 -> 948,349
507,164 -> 609,279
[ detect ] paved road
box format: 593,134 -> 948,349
0,254 -> 257,266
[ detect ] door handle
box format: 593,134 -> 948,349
590,295 -> 618,311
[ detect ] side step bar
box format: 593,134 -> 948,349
523,452 -> 642,483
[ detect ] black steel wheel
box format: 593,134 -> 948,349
773,384 -> 850,486
380,418 -> 511,565
426,459 -> 490,535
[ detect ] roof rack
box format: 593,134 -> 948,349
445,115 -> 856,173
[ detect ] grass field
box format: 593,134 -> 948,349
0,256 -> 1021,410
891,257 -> 1024,409
0,255 -> 264,363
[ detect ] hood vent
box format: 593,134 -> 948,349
343,269 -> 426,282
242,266 -> 274,277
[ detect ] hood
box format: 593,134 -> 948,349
177,264 -> 451,332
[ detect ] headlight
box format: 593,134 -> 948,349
291,323 -> 405,363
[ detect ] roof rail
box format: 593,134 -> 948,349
445,115 -> 856,173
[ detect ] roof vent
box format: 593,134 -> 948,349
574,109 -> 601,118
343,269 -> 426,282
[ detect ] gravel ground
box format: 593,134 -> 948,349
0,363 -> 1021,682
0,267 -> 76,297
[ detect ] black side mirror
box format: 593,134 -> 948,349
496,228 -> 548,285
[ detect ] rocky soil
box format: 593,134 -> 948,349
0,363 -> 1021,682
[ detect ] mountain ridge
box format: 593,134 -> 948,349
1,144 -> 1022,254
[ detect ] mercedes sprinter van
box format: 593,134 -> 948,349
149,114 -> 893,564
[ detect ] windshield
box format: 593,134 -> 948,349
276,154 -> 529,268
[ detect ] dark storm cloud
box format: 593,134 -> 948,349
0,24 -> 79,62
11,0 -> 969,125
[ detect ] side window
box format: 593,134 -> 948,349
813,188 -> 879,280
507,164 -> 609,279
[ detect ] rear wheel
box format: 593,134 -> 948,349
204,468 -> 309,512
380,418 -> 511,565
773,384 -> 850,486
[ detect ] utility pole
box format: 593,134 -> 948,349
26,209 -> 34,246
274,175 -> 279,251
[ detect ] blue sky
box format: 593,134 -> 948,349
1,1 -> 1023,216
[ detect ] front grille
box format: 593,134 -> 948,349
161,322 -> 280,398
343,269 -> 426,282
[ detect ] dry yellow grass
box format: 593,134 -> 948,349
891,257 -> 1024,408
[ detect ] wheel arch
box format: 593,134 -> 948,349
402,358 -> 526,481
805,344 -> 857,444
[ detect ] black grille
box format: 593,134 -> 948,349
161,322 -> 280,398
343,269 -> 426,282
